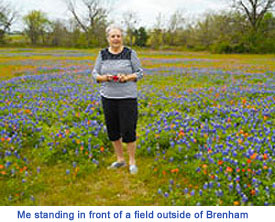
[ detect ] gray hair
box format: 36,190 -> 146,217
106,24 -> 124,37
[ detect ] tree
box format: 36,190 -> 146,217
232,0 -> 275,32
0,0 -> 17,43
49,19 -> 69,46
134,27 -> 148,47
23,10 -> 50,45
168,10 -> 185,33
122,11 -> 138,47
65,0 -> 109,47
149,13 -> 165,49
166,10 -> 185,46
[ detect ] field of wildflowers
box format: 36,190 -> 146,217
0,48 -> 274,205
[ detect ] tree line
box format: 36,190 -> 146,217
1,0 -> 275,53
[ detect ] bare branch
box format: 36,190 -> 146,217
232,0 -> 275,31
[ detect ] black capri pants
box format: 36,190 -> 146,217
101,96 -> 138,143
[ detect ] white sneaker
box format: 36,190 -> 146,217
129,165 -> 138,174
107,161 -> 126,169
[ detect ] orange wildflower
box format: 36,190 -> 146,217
25,109 -> 31,114
226,167 -> 233,173
171,168 -> 179,173
218,160 -> 224,165
250,153 -> 257,160
100,146 -> 104,152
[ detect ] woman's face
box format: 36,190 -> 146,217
107,28 -> 123,49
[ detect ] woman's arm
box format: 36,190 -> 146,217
130,50 -> 143,81
97,74 -> 113,83
118,50 -> 143,83
92,52 -> 101,83
92,52 -> 112,83
116,73 -> 136,83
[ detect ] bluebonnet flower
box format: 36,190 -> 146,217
209,181 -> 214,188
184,188 -> 188,194
229,183 -> 233,191
242,195 -> 248,202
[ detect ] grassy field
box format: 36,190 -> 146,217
0,48 -> 274,205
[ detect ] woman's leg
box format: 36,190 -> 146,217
112,138 -> 125,162
102,96 -> 124,164
127,141 -> 136,166
118,98 -> 138,166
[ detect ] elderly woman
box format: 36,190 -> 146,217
92,24 -> 143,174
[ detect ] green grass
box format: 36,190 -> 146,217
4,150 -> 166,206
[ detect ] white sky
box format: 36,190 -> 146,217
9,0 -> 229,31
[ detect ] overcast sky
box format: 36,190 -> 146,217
9,0 -> 228,31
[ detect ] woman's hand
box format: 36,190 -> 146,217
117,74 -> 128,83
118,74 -> 137,82
97,74 -> 113,82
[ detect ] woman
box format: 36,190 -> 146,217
92,24 -> 143,174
